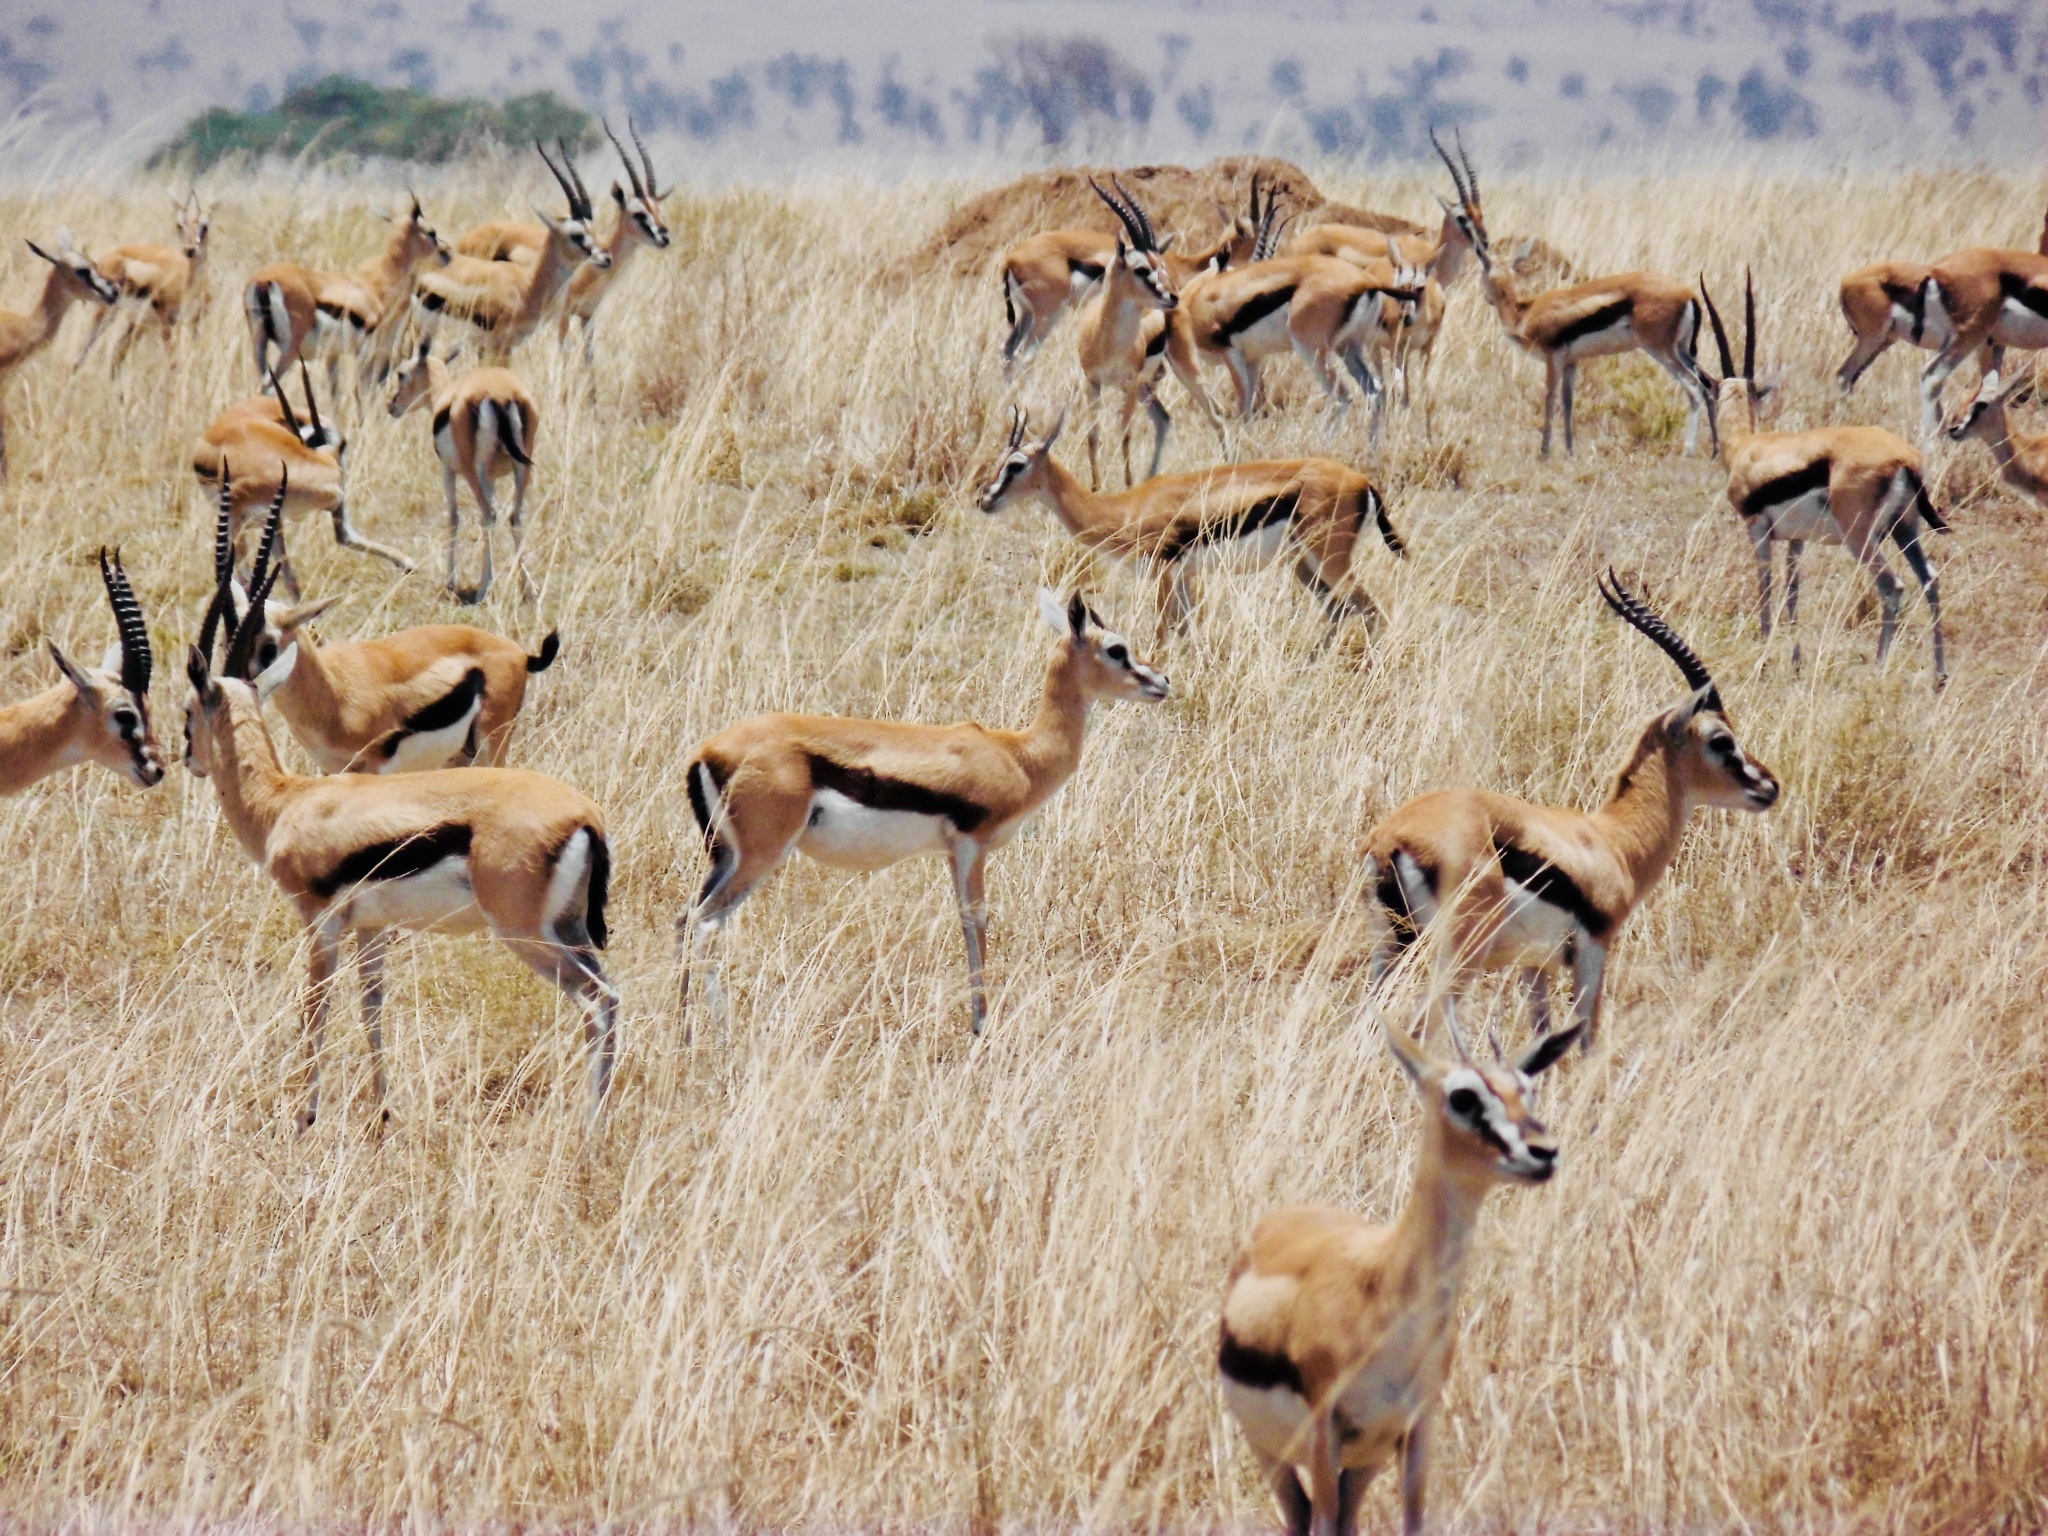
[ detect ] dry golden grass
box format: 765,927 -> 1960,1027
0,161 -> 2045,1532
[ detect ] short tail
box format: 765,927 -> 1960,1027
493,399 -> 534,465
526,630 -> 561,672
584,828 -> 611,950
1001,266 -> 1017,330
686,759 -> 738,915
1909,468 -> 1950,535
1364,484 -> 1406,558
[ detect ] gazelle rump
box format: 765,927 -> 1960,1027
0,550 -> 163,795
1219,1010 -> 1579,1536
76,191 -> 211,372
1360,574 -> 1778,1056
977,410 -> 1403,643
0,231 -> 120,478
679,589 -> 1168,1036
1704,271 -> 1947,684
388,342 -> 539,604
1835,259 -> 1947,395
1913,231 -> 2048,435
1945,369 -> 2048,511
183,568 -> 619,1131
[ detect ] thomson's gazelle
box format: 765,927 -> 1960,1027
1361,574 -> 1778,1056
0,231 -> 119,478
1220,1008 -> 1579,1536
1945,369 -> 2048,512
680,589 -> 1168,1035
76,191 -> 211,372
184,569 -> 619,1130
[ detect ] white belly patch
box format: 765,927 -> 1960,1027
1222,1379 -> 1311,1463
377,701 -> 482,774
797,788 -> 950,871
1484,874 -> 1579,966
1993,299 -> 2048,348
1564,318 -> 1635,358
1760,488 -> 1840,543
343,855 -> 486,933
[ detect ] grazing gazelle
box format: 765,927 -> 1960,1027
0,549 -> 163,795
0,231 -> 119,478
76,191 -> 211,372
679,589 -> 1168,1034
1944,369 -> 2048,511
213,489 -> 558,772
1472,239 -> 1716,458
1360,573 -> 1778,1056
387,340 -> 539,604
1914,236 -> 2048,435
1220,1008 -> 1580,1536
977,409 -> 1403,643
414,142 -> 610,361
1704,271 -> 1948,685
194,364 -> 415,589
243,194 -> 450,393
183,566 -> 619,1131
1835,258 -> 1944,395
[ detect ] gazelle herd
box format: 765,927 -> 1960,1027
4,126 -> 2043,1534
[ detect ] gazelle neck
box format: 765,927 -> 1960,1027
361,224 -> 433,317
1589,723 -> 1694,911
1021,457 -> 1128,546
205,688 -> 303,863
1387,1112 -> 1495,1299
1713,384 -> 1758,462
271,632 -> 344,735
1013,643 -> 1098,808
0,682 -> 88,795
425,355 -> 455,411
1480,267 -> 1529,339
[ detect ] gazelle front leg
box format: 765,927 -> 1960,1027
299,917 -> 345,1131
506,460 -> 537,599
946,831 -> 990,1035
1748,518 -> 1775,642
1560,360 -> 1579,456
1305,1408 -> 1343,1536
1566,930 -> 1607,1052
1783,538 -> 1804,670
1399,1409 -> 1432,1536
358,927 -> 392,1124
1540,354 -> 1559,457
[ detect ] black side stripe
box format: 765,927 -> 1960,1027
1375,857 -> 1422,945
1998,270 -> 2048,321
1551,296 -> 1634,347
1155,490 -> 1300,563
1494,840 -> 1610,939
380,668 -> 486,758
431,405 -> 452,437
1739,458 -> 1832,520
1069,260 -> 1105,284
309,823 -> 473,899
806,753 -> 991,835
1216,284 -> 1295,344
1144,324 -> 1170,360
1219,1326 -> 1307,1396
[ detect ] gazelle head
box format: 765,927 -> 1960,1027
390,191 -> 451,266
387,337 -> 452,419
1214,174 -> 1288,270
184,488 -> 293,778
605,115 -> 671,250
46,549 -> 163,788
1380,1006 -> 1579,1186
1037,587 -> 1169,704
1944,369 -> 2032,444
535,140 -> 613,270
26,229 -> 118,306
1429,126 -> 1488,258
267,360 -> 345,457
977,406 -> 1066,514
1598,569 -> 1779,814
174,191 -> 211,264
1699,269 -> 1787,426
1090,177 -> 1175,310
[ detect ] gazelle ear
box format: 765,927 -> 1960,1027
1157,230 -> 1177,252
254,642 -> 298,701
1066,592 -> 1089,637
99,641 -> 124,675
1376,1006 -> 1437,1087
611,182 -> 627,204
270,596 -> 341,630
48,641 -> 97,700
1037,587 -> 1069,636
1516,1024 -> 1585,1076
1665,683 -> 1721,733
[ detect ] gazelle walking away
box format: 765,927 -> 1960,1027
1473,242 -> 1716,458
413,142 -> 610,362
243,194 -> 450,394
76,192 -> 211,372
0,231 -> 119,479
183,567 -> 619,1132
388,341 -> 539,604
0,550 -> 163,795
213,490 -> 558,772
1835,259 -> 1946,395
1219,1009 -> 1579,1536
1913,235 -> 2048,435
1360,573 -> 1778,1056
977,410 -> 1403,644
1945,369 -> 2048,511
1704,272 -> 1949,685
194,365 -> 416,590
679,589 -> 1168,1035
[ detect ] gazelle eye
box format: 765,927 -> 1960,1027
1446,1087 -> 1481,1118
1105,643 -> 1128,664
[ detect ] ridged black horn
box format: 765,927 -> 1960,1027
1598,568 -> 1720,710
99,547 -> 151,698
1699,275 -> 1736,384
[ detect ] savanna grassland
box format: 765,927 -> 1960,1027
0,159 -> 2044,1533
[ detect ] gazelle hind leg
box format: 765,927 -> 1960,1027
1567,931 -> 1607,1051
945,834 -> 991,1035
358,928 -> 392,1124
1143,389 -> 1171,481
1399,1410 -> 1431,1536
1784,539 -> 1804,670
1893,514 -> 1945,686
510,934 -> 620,1129
456,466 -> 500,605
331,502 -> 416,578
299,918 -> 345,1132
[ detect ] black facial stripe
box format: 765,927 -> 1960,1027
1495,840 -> 1612,939
806,753 -> 991,834
309,823 -> 473,900
1552,296 -> 1634,347
1216,284 -> 1294,344
1218,1327 -> 1306,1395
1740,458 -> 1831,519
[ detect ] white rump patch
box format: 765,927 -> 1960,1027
797,789 -> 950,871
545,828 -> 591,931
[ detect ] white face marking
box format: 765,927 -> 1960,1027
343,856 -> 484,933
1442,1066 -> 1531,1162
796,789 -> 951,871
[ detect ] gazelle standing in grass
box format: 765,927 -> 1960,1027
212,489 -> 558,772
1835,258 -> 1945,395
183,565 -> 619,1132
1360,573 -> 1778,1057
1219,1008 -> 1579,1536
1704,271 -> 1948,685
76,192 -> 211,372
0,550 -> 163,795
194,364 -> 416,590
388,340 -> 539,604
977,410 -> 1403,644
414,142 -> 610,363
1914,235 -> 2048,436
243,194 -> 450,395
1945,369 -> 2048,511
679,589 -> 1168,1035
0,231 -> 119,479
1472,237 -> 1716,457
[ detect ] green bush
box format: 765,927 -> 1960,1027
150,77 -> 595,170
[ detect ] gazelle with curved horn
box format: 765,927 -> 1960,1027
0,231 -> 119,479
76,192 -> 212,372
213,488 -> 559,773
387,340 -> 540,604
1,550 -> 163,794
414,141 -> 611,362
183,564 -> 620,1132
1359,573 -> 1778,1056
243,193 -> 450,394
1944,368 -> 2048,511
1219,1007 -> 1580,1536
679,589 -> 1168,1035
978,409 -> 1403,644
194,364 -> 415,591
1703,271 -> 1948,685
